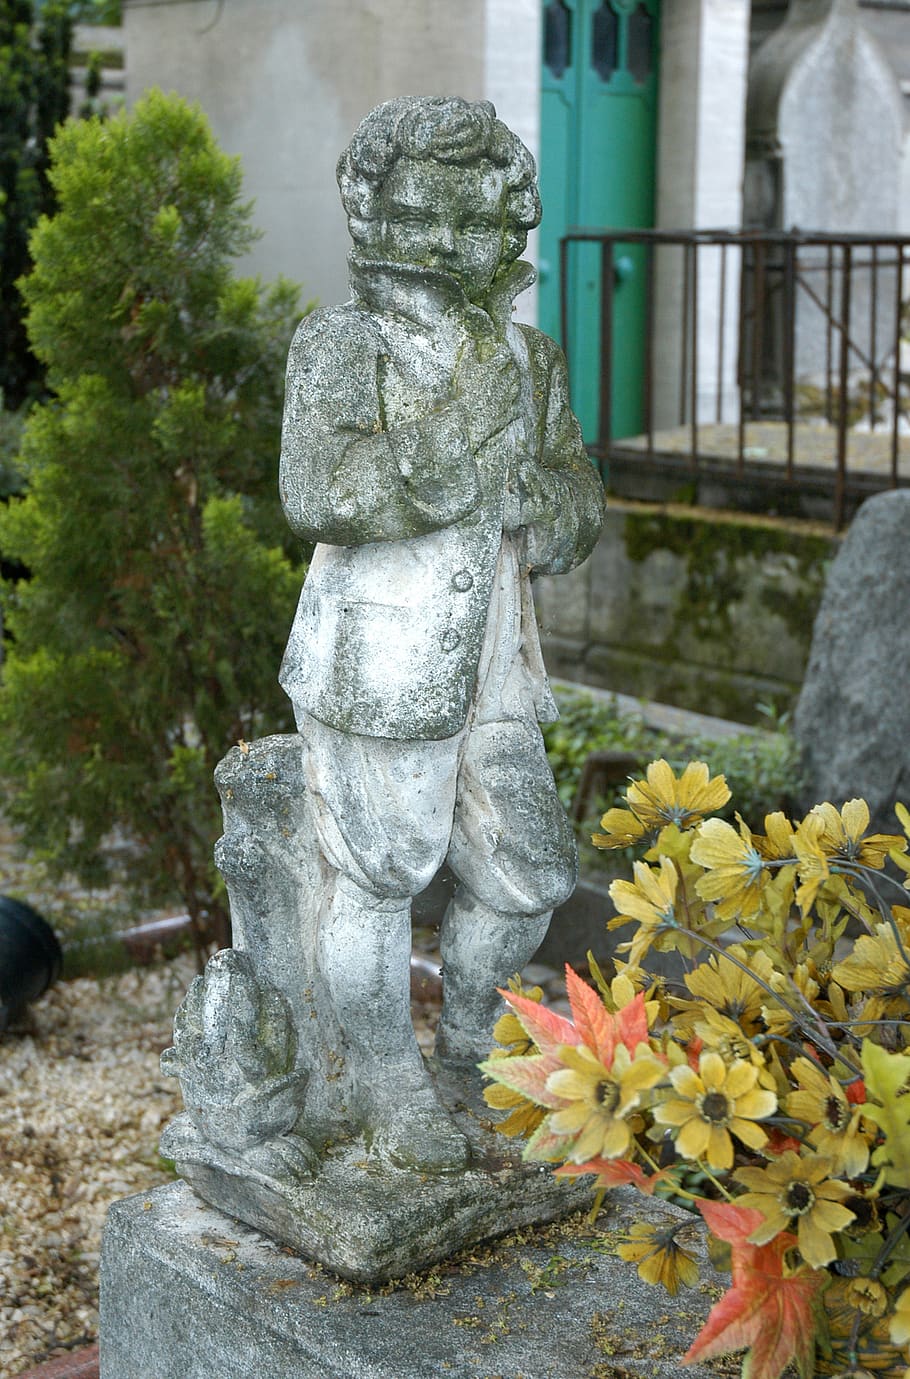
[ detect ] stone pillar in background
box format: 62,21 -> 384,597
652,0 -> 751,428
744,0 -> 904,394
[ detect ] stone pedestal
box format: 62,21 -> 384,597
100,1180 -> 722,1379
162,1057 -> 594,1282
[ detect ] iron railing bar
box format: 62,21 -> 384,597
835,245 -> 852,531
680,243 -> 690,425
644,240 -> 655,460
599,240 -> 614,457
869,244 -> 878,430
784,239 -> 796,480
737,243 -> 747,474
562,227 -> 910,248
690,242 -> 699,465
795,270 -> 879,375
893,245 -> 903,485
752,240 -> 765,423
825,245 -> 834,424
716,243 -> 726,425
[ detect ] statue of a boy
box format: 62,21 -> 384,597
278,97 -> 604,1174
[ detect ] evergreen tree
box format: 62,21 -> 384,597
0,0 -> 72,406
0,91 -> 307,947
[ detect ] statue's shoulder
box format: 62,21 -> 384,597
515,322 -> 567,374
287,301 -> 383,365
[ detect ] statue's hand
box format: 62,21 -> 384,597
454,341 -> 521,450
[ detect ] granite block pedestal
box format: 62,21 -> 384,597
100,1180 -> 723,1379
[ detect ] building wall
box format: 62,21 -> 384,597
534,500 -> 836,723
652,0 -> 751,427
123,0 -> 540,313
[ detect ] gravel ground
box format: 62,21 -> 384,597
0,958 -> 193,1378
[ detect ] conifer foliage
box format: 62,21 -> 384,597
0,0 -> 73,405
0,92 -> 306,946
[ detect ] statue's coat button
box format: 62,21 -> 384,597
441,628 -> 461,651
451,569 -> 474,592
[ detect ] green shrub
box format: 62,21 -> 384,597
0,91 -> 308,948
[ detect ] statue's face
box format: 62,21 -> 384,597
377,156 -> 507,302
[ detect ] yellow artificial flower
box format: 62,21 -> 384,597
608,856 -> 679,967
547,1040 -> 666,1164
690,815 -> 766,922
786,1056 -> 870,1177
792,812 -> 832,914
756,811 -> 798,861
592,806 -> 651,851
482,978 -> 546,1138
833,912 -> 910,994
616,1221 -> 700,1296
810,799 -> 907,869
692,1007 -> 776,1088
890,1284 -> 910,1347
761,962 -> 822,1038
653,1051 -> 777,1170
625,759 -> 730,832
672,944 -> 775,1040
734,1150 -> 855,1268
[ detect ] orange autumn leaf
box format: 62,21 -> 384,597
496,985 -> 582,1055
553,1156 -> 669,1194
684,1200 -> 824,1379
564,964 -> 618,1064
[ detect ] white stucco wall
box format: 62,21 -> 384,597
124,0 -> 494,308
653,0 -> 751,426
483,0 -> 541,323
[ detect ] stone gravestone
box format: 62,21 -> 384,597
794,488 -> 910,830
100,97 -> 622,1377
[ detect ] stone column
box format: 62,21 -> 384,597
653,0 -> 751,428
745,0 -> 903,393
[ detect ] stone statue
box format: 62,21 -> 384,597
160,96 -> 604,1281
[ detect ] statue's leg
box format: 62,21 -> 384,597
436,888 -> 551,1064
301,712 -> 469,1172
318,875 -> 468,1172
436,715 -> 577,1065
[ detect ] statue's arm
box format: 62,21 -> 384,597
518,331 -> 605,574
279,312 -> 481,546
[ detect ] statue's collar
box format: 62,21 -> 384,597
348,253 -> 536,337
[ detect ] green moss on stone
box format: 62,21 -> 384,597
615,503 -> 836,720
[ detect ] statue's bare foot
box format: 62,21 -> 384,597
366,1082 -> 470,1174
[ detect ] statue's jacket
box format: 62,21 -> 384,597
279,255 -> 605,741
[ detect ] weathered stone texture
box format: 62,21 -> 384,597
535,500 -> 834,723
794,488 -> 910,827
100,1180 -> 724,1379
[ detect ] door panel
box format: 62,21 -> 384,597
539,0 -> 660,444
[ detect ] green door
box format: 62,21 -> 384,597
539,0 -> 660,445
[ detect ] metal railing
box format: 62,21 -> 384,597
559,228 -> 910,528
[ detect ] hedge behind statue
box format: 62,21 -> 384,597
0,90 -> 307,949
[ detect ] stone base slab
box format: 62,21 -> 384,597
100,1179 -> 724,1379
164,1062 -> 595,1282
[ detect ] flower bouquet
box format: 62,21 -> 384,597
480,761 -> 910,1379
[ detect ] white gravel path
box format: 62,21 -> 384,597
0,959 -> 192,1377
